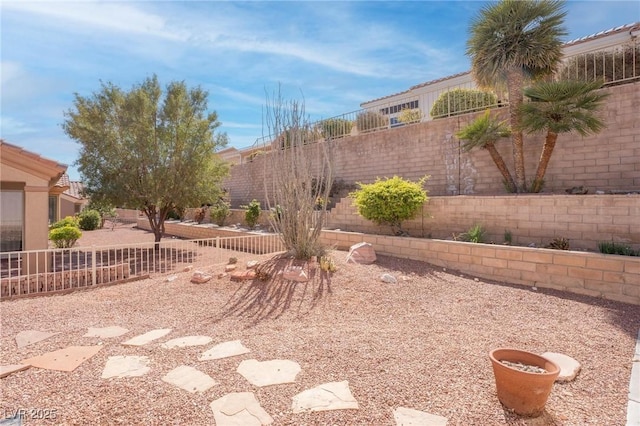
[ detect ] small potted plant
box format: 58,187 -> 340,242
489,348 -> 560,417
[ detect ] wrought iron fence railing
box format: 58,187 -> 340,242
0,234 -> 285,299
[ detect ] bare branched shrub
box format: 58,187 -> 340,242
263,90 -> 334,260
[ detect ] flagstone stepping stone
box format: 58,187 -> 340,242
292,381 -> 359,413
210,392 -> 273,426
0,364 -> 30,379
21,346 -> 102,372
542,352 -> 581,382
161,336 -> 212,349
84,326 -> 129,339
237,359 -> 301,387
162,365 -> 217,393
15,330 -> 60,348
121,329 -> 172,346
393,407 -> 448,425
102,356 -> 151,379
199,340 -> 250,361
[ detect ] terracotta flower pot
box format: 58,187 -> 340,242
489,348 -> 560,417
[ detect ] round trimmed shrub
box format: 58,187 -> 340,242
350,175 -> 429,235
78,209 -> 101,230
50,216 -> 79,229
430,88 -> 498,119
49,226 -> 82,248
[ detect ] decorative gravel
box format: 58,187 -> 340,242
1,226 -> 639,425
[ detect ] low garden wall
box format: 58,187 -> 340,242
327,194 -> 640,251
319,230 -> 640,306
135,219 -> 640,306
1,263 -> 130,298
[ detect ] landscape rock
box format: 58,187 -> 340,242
230,270 -> 256,282
292,380 -> 359,413
380,273 -> 397,284
210,392 -> 273,426
225,265 -> 237,272
191,271 -> 212,284
21,346 -> 103,372
161,336 -> 212,349
183,265 -> 193,272
246,260 -> 260,269
84,326 -> 129,338
101,355 -> 150,378
200,340 -> 250,361
121,328 -> 172,346
0,364 -> 30,379
394,407 -> 448,425
283,266 -> 308,282
217,272 -> 228,279
166,275 -> 178,282
237,359 -> 301,387
15,330 -> 59,348
162,365 -> 217,393
346,242 -> 376,264
542,352 -> 581,382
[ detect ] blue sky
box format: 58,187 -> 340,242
1,1 -> 638,181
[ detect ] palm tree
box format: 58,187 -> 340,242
467,0 -> 567,192
519,79 -> 609,192
457,110 -> 516,193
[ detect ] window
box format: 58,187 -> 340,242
0,190 -> 24,252
49,196 -> 58,225
380,100 -> 419,115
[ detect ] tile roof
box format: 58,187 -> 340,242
66,181 -> 86,200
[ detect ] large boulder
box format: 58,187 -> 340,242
346,242 -> 376,264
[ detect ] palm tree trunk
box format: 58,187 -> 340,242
532,131 -> 558,193
485,143 -> 517,193
506,68 -> 526,192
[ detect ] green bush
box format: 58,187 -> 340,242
50,216 -> 79,229
77,209 -> 101,230
597,241 -> 639,256
210,200 -> 231,226
460,224 -> 486,243
350,175 -> 429,235
49,225 -> 82,248
430,88 -> 498,119
356,111 -> 389,132
242,199 -> 261,229
318,118 -> 353,139
397,108 -> 422,124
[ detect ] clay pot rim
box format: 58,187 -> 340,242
489,347 -> 560,377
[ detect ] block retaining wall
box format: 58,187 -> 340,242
137,219 -> 640,306
225,82 -> 640,208
327,194 -> 640,251
319,230 -> 640,306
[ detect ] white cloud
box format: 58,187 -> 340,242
0,116 -> 37,135
1,1 -> 186,41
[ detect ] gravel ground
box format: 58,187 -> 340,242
1,225 -> 639,425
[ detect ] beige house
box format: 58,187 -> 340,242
0,140 -> 67,253
58,174 -> 88,218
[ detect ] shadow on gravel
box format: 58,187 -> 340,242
213,254 -> 332,326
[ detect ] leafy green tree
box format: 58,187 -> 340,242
519,79 -> 609,192
77,209 -> 102,230
350,176 -> 429,236
456,110 -> 516,193
63,75 -> 229,244
467,0 -> 567,192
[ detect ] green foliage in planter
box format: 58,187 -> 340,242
397,108 -> 423,124
350,175 -> 429,236
210,200 -> 231,226
430,88 -> 498,119
558,44 -> 640,86
318,118 -> 353,139
356,110 -> 389,132
50,216 -> 80,230
597,241 -> 639,256
461,224 -> 486,243
49,226 -> 82,248
77,209 -> 102,231
242,199 -> 261,228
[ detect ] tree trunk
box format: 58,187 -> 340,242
506,69 -> 526,192
485,143 -> 517,193
532,131 -> 558,193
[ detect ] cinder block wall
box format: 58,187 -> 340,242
326,194 -> 640,251
319,231 -> 640,306
225,82 -> 639,207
